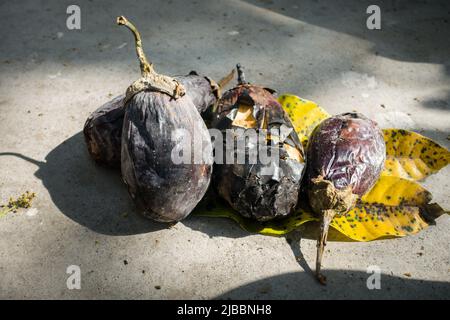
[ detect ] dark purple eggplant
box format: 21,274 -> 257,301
304,112 -> 386,284
117,16 -> 213,222
83,94 -> 126,167
212,64 -> 305,221
83,70 -> 235,168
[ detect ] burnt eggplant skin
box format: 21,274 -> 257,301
83,73 -> 219,168
215,146 -> 304,221
121,91 -> 213,222
212,69 -> 305,221
305,112 -> 386,197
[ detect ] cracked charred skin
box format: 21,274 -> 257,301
211,64 -> 305,221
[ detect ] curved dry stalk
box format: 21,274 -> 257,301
218,69 -> 236,88
117,16 -> 154,77
315,209 -> 336,285
116,16 -> 185,101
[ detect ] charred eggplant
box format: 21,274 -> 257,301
212,64 -> 305,221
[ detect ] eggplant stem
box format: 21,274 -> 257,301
217,69 -> 236,89
236,63 -> 247,85
117,16 -> 154,77
316,209 -> 336,285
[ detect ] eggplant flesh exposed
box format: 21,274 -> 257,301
83,72 -> 226,168
117,16 -> 213,222
305,112 -> 386,284
212,64 -> 305,221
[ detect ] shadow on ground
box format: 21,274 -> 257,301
245,0 -> 450,65
1,0 -> 448,116
244,0 -> 450,113
0,132 -> 253,238
214,270 -> 450,299
0,132 -> 342,246
1,132 -> 167,235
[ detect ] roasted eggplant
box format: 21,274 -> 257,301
211,64 -> 305,221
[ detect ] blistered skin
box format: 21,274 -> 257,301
305,112 -> 386,196
213,85 -> 282,131
121,91 -> 213,222
216,146 -> 304,221
212,84 -> 305,221
83,73 -> 219,168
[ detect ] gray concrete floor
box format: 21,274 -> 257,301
0,0 -> 449,299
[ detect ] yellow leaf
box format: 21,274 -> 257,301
330,204 -> 429,241
382,129 -> 450,180
193,177 -> 444,241
198,101 -> 449,241
332,176 -> 439,241
193,199 -> 433,241
193,199 -> 316,236
361,175 -> 431,206
278,96 -> 449,180
278,94 -> 330,149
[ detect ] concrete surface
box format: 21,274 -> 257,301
0,0 -> 449,299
